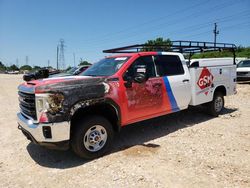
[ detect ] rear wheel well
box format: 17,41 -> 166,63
70,103 -> 120,136
214,85 -> 226,96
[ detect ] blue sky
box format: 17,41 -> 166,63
0,0 -> 249,68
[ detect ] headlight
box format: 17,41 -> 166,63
35,93 -> 64,115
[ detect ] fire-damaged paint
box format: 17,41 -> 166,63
32,77 -> 111,123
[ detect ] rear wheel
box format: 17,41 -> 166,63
206,92 -> 224,116
71,116 -> 114,159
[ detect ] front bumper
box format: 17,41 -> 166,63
237,77 -> 250,81
17,112 -> 70,150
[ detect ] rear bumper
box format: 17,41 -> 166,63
17,112 -> 70,150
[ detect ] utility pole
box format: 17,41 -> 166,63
48,60 -> 50,67
213,23 -> 219,47
56,45 -> 59,70
25,56 -> 29,65
16,58 -> 19,68
73,53 -> 76,67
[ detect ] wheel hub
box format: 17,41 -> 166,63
83,125 -> 107,152
89,131 -> 101,144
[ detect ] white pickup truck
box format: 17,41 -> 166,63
237,59 -> 250,81
17,41 -> 237,159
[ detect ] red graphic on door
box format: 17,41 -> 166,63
197,68 -> 214,95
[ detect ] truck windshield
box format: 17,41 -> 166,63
237,60 -> 250,68
80,57 -> 130,76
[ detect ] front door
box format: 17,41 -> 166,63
122,56 -> 165,124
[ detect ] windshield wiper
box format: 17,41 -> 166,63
84,74 -> 98,77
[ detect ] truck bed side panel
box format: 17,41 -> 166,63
189,65 -> 236,106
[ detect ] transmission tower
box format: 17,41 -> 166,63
58,39 -> 65,70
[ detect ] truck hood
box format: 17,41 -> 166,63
237,67 -> 250,72
19,76 -> 107,94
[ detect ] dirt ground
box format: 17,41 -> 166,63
0,74 -> 249,188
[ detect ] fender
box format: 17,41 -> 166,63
69,98 -> 122,130
212,85 -> 227,97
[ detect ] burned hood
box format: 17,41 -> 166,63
35,76 -> 108,97
19,76 -> 109,99
18,75 -> 113,123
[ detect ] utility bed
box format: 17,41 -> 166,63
188,58 -> 236,105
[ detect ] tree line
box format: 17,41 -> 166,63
0,59 -> 91,73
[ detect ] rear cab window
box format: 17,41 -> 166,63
153,55 -> 184,76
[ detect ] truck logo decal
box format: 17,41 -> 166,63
197,67 -> 214,95
163,77 -> 180,112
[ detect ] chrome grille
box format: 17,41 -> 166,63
18,91 -> 37,120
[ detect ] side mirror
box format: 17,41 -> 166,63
133,65 -> 148,83
134,73 -> 147,83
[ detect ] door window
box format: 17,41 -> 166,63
123,56 -> 156,81
154,55 -> 184,76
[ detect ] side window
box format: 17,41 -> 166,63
123,56 -> 156,80
154,55 -> 184,76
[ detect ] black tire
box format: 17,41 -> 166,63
71,115 -> 114,159
206,92 -> 224,116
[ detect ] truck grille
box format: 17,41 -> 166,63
18,91 -> 37,120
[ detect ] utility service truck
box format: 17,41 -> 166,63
17,41 -> 237,159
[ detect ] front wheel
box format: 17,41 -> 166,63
71,116 -> 114,159
206,92 -> 224,116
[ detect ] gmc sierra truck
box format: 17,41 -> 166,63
17,41 -> 237,159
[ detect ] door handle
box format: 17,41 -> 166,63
182,79 -> 189,83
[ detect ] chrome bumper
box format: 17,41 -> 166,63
17,112 -> 70,143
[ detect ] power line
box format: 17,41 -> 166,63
77,0 -> 242,50
180,21 -> 250,40
78,0 -> 211,44
68,1 -> 248,56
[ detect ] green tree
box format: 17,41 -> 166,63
65,66 -> 72,71
20,65 -> 32,71
143,37 -> 172,51
32,66 -> 41,71
79,58 -> 91,66
0,61 -> 6,72
9,64 -> 19,71
191,46 -> 250,59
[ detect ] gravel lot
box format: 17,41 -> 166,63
0,74 -> 249,188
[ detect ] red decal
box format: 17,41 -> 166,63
197,68 -> 214,95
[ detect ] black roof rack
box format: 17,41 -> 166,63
103,40 -> 236,54
103,40 -> 237,64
